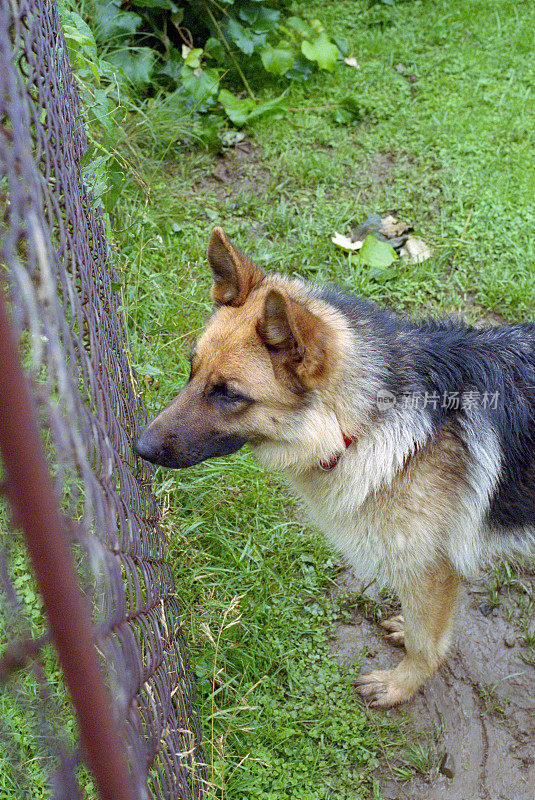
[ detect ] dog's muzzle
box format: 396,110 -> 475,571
133,430 -> 168,465
134,427 -> 248,469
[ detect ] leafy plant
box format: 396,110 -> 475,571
77,0 -> 340,124
61,7 -> 129,213
353,235 -> 399,283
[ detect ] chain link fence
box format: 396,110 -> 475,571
0,1 -> 206,797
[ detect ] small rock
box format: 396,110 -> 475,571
504,632 -> 516,647
478,601 -> 493,616
439,751 -> 455,779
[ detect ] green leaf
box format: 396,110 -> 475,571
239,5 -> 280,32
301,32 -> 339,71
227,17 -> 267,55
131,0 -> 178,8
157,47 -> 183,84
94,1 -> 142,41
333,36 -> 349,57
108,47 -> 156,87
285,55 -> 313,81
332,107 -> 353,125
62,22 -> 96,50
98,56 -> 120,82
332,97 -> 369,125
87,88 -> 117,136
170,9 -> 184,29
181,65 -> 220,103
260,44 -> 294,76
218,89 -> 255,126
204,37 -> 225,63
360,235 -> 398,269
184,47 -> 203,68
135,363 -> 164,377
218,89 -> 288,127
62,15 -> 100,82
103,157 -> 126,213
286,16 -> 314,38
245,90 -> 289,122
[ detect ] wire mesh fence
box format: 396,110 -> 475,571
0,1 -> 206,797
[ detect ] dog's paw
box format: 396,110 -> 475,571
380,614 -> 405,648
353,668 -> 415,709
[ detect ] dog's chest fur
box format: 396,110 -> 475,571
279,415 -> 504,588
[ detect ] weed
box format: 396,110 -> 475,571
336,584 -> 400,625
476,680 -> 513,720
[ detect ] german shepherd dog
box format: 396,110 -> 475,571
135,227 -> 535,708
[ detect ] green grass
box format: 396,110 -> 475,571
155,462 -> 414,798
110,1 -> 534,797
2,0 -> 534,797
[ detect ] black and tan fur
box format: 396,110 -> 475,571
135,228 -> 535,708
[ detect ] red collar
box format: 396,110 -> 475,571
318,434 -> 355,471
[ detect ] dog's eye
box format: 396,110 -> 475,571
209,382 -> 252,406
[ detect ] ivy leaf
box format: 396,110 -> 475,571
108,47 -> 156,88
360,235 -> 398,269
181,65 -> 220,103
260,44 -> 294,76
285,55 -> 313,81
184,47 -> 203,69
218,89 -> 255,126
301,32 -> 339,71
239,5 -> 280,32
245,90 -> 289,123
94,1 -> 142,41
157,47 -> 183,85
227,17 -> 266,55
204,37 -> 225,63
218,89 -> 288,127
286,16 -> 315,38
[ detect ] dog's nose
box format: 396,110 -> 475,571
134,430 -> 164,464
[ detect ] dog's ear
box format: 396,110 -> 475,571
257,289 -> 329,386
208,227 -> 265,306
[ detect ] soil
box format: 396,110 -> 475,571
194,135 -> 272,201
330,569 -> 535,800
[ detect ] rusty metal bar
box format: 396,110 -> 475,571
0,283 -> 136,800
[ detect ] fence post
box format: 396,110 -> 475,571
0,284 -> 136,800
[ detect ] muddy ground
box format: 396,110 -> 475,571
330,569 -> 535,800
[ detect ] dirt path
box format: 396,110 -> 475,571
330,569 -> 535,800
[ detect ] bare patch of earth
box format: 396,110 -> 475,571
330,568 -> 535,800
193,135 -> 272,201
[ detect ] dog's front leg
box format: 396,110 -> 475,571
354,562 -> 460,708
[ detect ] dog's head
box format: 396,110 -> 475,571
134,227 -> 349,469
